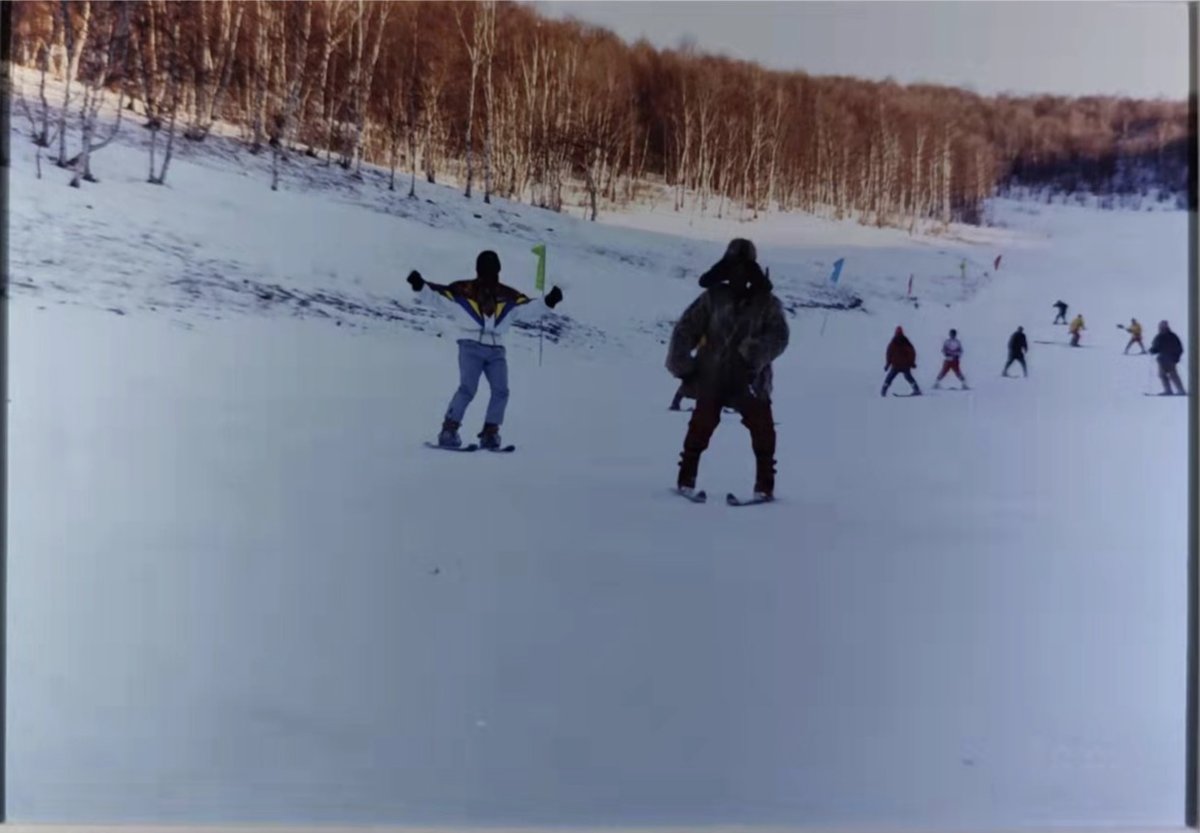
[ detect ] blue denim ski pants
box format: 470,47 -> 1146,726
445,339 -> 510,427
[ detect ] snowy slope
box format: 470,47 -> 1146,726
5,74 -> 1192,828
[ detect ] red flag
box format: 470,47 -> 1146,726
907,274 -> 914,296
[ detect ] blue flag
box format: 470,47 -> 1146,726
830,258 -> 845,285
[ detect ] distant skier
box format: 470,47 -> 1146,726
1069,313 -> 1086,347
1149,319 -> 1186,396
669,336 -> 707,410
933,328 -> 969,390
1053,300 -> 1069,325
1120,318 -> 1146,354
666,238 -> 789,501
668,382 -> 690,411
407,250 -> 564,449
882,326 -> 921,396
1003,326 -> 1029,377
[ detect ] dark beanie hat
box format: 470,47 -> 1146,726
476,250 -> 501,277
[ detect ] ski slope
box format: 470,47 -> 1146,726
5,83 -> 1191,828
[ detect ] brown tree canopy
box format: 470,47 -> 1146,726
9,0 -> 1193,226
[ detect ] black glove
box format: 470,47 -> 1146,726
545,285 -> 564,308
406,270 -> 424,291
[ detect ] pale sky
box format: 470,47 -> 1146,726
533,1 -> 1192,100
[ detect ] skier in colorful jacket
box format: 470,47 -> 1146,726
666,238 -> 789,500
934,328 -> 969,389
1122,318 -> 1145,354
407,250 -> 563,449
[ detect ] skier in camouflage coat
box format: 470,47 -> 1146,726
666,238 -> 790,500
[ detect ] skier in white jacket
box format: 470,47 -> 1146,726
406,250 -> 564,448
933,328 -> 969,390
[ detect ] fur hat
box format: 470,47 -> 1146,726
698,238 -> 771,293
723,238 -> 757,263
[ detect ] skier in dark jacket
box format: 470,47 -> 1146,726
882,326 -> 921,396
1003,326 -> 1029,377
666,238 -> 790,501
407,250 -> 564,448
1053,300 -> 1069,325
1148,319 -> 1186,395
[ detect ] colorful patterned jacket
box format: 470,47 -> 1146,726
421,279 -> 551,346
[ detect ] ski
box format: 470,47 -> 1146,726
891,391 -> 923,397
1033,340 -> 1091,348
726,492 -> 773,507
483,444 -> 517,452
1144,392 -> 1188,397
425,441 -> 480,452
673,487 -> 707,503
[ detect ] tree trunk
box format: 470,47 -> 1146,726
57,0 -> 93,166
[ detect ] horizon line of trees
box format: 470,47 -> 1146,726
8,0 -> 1194,227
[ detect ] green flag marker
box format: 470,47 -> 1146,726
532,243 -> 546,293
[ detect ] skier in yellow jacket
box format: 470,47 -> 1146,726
1120,318 -> 1146,354
1069,314 -> 1086,347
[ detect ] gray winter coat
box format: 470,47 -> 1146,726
666,283 -> 790,403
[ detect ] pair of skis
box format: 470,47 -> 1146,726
424,442 -> 516,453
674,488 -> 773,507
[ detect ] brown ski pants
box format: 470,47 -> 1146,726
677,393 -> 776,494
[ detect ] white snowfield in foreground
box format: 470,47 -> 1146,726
5,90 -> 1190,829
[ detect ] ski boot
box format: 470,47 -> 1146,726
478,423 -> 503,450
438,418 -> 463,448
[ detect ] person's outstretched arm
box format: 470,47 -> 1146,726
407,270 -> 463,313
496,285 -> 565,326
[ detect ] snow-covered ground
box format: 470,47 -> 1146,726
5,77 -> 1192,828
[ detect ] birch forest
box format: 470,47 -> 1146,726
7,0 -> 1194,227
